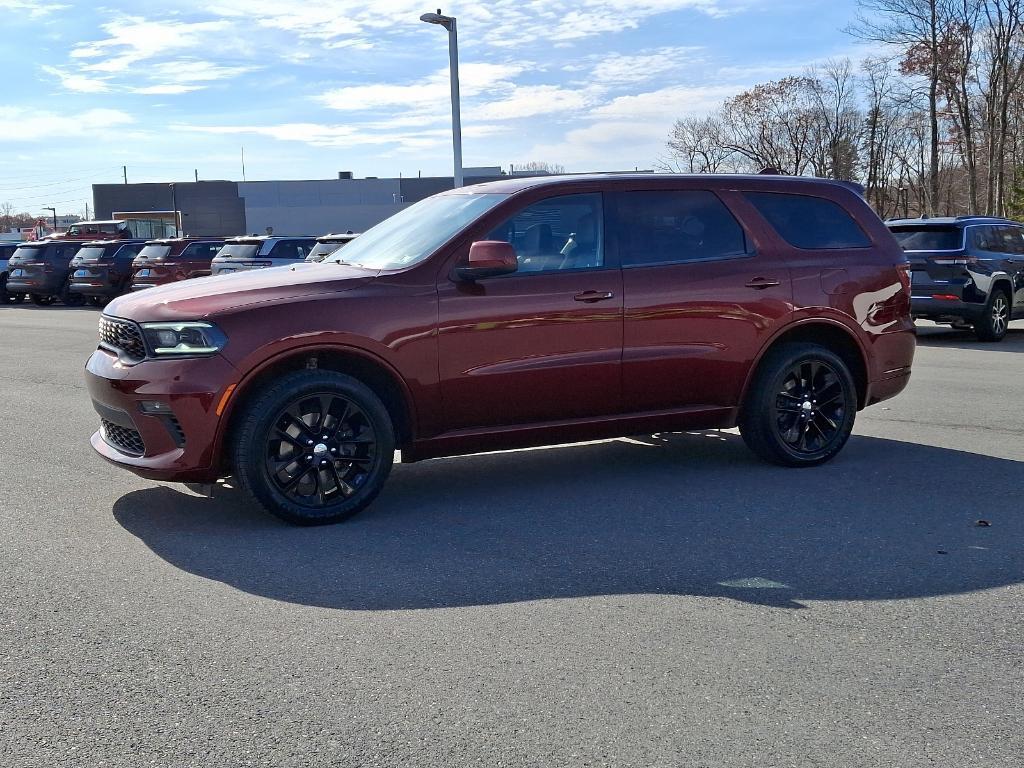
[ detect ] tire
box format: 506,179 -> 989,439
88,296 -> 108,308
31,294 -> 55,306
974,288 -> 1010,342
60,282 -> 86,307
738,342 -> 857,468
232,370 -> 396,526
9,293 -> 24,304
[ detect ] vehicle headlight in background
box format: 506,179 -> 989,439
140,322 -> 227,356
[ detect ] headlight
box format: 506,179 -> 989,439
140,322 -> 227,356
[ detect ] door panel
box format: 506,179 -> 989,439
437,270 -> 623,430
437,192 -> 622,432
615,189 -> 792,412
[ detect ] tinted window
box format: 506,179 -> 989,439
487,193 -> 604,272
889,226 -> 963,251
1001,227 -> 1024,254
747,192 -> 871,249
970,226 -> 1004,252
615,191 -> 749,266
217,243 -> 260,259
181,242 -> 223,260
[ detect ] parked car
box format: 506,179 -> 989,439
210,236 -> 316,275
86,174 -> 915,526
7,240 -> 86,305
66,239 -> 147,306
1,242 -> 25,304
306,232 -> 360,263
57,220 -> 135,241
888,215 -> 1024,341
129,238 -> 226,291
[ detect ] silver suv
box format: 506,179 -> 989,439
210,236 -> 317,275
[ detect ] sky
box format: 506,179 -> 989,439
0,0 -> 870,215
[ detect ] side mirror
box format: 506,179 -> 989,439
455,241 -> 518,282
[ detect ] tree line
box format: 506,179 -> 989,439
663,0 -> 1024,219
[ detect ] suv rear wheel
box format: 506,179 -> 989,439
974,287 -> 1010,342
232,370 -> 396,526
739,343 -> 857,467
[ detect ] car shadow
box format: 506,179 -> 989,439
915,323 -> 1024,352
113,432 -> 1023,611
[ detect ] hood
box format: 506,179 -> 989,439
106,262 -> 379,322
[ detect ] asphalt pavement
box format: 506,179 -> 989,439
1,305 -> 1022,767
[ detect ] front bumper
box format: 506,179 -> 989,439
85,348 -> 239,482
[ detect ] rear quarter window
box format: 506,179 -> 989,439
746,191 -> 871,250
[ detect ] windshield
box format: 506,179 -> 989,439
75,246 -> 109,261
326,193 -> 509,269
12,246 -> 44,260
890,226 -> 963,251
68,223 -> 123,236
137,245 -> 171,260
216,244 -> 260,259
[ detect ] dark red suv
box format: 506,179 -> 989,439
129,238 -> 226,291
85,175 -> 915,525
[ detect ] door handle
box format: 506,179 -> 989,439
574,291 -> 615,303
745,277 -> 781,290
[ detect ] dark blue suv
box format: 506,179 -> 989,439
888,216 -> 1024,341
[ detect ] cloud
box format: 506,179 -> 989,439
0,108 -> 134,142
590,84 -> 747,121
41,66 -> 111,94
0,0 -> 67,18
588,47 -> 706,86
471,85 -> 592,120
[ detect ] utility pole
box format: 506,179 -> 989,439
169,184 -> 179,237
123,165 -> 128,184
241,146 -> 246,182
194,169 -> 199,183
43,206 -> 57,232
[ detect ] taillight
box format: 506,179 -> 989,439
932,256 -> 978,266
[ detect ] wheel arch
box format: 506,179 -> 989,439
740,320 -> 870,411
217,344 -> 418,466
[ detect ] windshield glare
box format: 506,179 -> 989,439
326,193 -> 509,270
217,244 -> 260,259
308,242 -> 345,261
890,227 -> 963,251
138,245 -> 172,260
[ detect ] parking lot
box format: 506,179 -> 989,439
2,305 -> 1022,767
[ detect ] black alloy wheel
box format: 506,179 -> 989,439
265,392 -> 379,508
772,359 -> 847,455
233,370 -> 395,526
739,343 -> 857,467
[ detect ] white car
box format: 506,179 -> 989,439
210,236 -> 317,275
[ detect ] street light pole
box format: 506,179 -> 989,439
420,9 -> 464,188
43,206 -> 57,232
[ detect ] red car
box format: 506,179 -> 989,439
129,238 -> 226,291
85,175 -> 914,525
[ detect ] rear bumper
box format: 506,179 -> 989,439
911,296 -> 986,321
85,348 -> 239,482
7,275 -> 63,295
68,280 -> 121,297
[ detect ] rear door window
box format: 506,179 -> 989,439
746,192 -> 871,249
612,191 -> 749,266
970,226 -> 1004,253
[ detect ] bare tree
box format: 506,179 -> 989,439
512,161 -> 566,175
848,0 -> 949,214
663,115 -> 734,173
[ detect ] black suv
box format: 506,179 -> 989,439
67,239 -> 147,305
6,240 -> 86,306
888,216 -> 1024,341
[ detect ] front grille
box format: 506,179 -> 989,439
98,315 -> 146,362
100,418 -> 146,456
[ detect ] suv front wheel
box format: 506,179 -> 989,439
232,370 -> 396,526
739,343 -> 857,467
974,288 -> 1010,342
